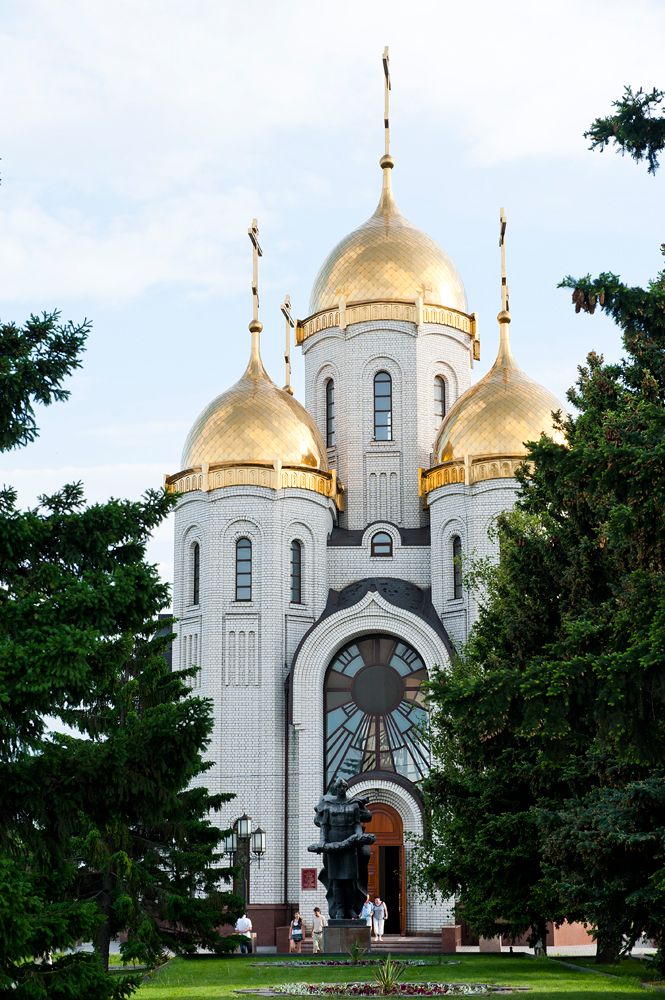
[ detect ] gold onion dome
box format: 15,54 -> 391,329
308,158 -> 468,315
433,311 -> 567,466
180,321 -> 329,473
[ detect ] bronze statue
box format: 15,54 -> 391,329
307,778 -> 376,919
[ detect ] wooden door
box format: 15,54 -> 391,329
364,803 -> 406,935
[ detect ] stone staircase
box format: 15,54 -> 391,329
295,934 -> 442,956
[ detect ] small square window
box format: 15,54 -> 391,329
371,531 -> 393,557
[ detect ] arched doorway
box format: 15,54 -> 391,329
364,803 -> 406,935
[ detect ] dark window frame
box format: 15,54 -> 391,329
192,542 -> 200,605
452,535 -> 463,599
235,537 -> 252,602
326,379 -> 335,448
434,375 -> 446,430
371,531 -> 393,557
290,539 -> 302,603
373,371 -> 392,441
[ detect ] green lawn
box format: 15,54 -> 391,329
550,957 -> 659,984
137,954 -> 658,1000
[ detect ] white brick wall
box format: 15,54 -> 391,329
302,319 -> 472,530
170,312 -> 523,933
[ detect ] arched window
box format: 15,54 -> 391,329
192,542 -> 200,605
371,531 -> 393,557
452,535 -> 463,599
290,539 -> 302,603
236,538 -> 252,601
374,371 -> 392,441
434,375 -> 446,431
326,379 -> 335,448
324,634 -> 429,787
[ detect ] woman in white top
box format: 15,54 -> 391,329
372,896 -> 387,942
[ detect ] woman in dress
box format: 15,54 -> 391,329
289,911 -> 304,954
371,896 -> 387,942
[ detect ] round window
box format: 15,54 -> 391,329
324,634 -> 428,788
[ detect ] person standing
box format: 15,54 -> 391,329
235,912 -> 253,954
311,907 -> 328,954
360,896 -> 372,928
289,911 -> 304,954
371,896 -> 387,942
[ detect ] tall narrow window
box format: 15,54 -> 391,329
236,538 -> 252,601
290,539 -> 302,603
326,379 -> 335,448
374,371 -> 392,441
192,542 -> 200,605
434,376 -> 446,431
452,535 -> 463,599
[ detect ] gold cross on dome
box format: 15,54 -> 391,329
248,218 -> 262,321
383,46 -> 391,157
281,295 -> 295,392
499,208 -> 509,312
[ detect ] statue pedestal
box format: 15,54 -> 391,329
323,921 -> 371,954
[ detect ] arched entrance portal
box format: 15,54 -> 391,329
364,803 -> 406,935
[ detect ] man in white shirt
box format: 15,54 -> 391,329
235,912 -> 253,954
311,907 -> 328,953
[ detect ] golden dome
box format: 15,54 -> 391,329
308,161 -> 468,316
180,326 -> 329,472
433,313 -> 567,465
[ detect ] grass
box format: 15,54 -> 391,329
550,957 -> 659,983
137,953 -> 658,1000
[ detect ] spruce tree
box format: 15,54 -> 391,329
417,88 -> 665,965
0,312 -> 242,996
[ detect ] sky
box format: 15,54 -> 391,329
0,0 -> 663,600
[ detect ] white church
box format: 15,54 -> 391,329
165,58 -> 565,947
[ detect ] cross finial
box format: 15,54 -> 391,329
499,208 -> 509,313
383,46 -> 391,157
281,295 -> 295,394
248,218 -> 262,324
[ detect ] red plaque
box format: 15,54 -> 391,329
301,867 -> 317,890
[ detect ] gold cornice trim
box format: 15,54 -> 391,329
296,300 -> 476,345
419,453 -> 527,497
166,462 -> 344,511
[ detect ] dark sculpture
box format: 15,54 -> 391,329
307,778 -> 376,919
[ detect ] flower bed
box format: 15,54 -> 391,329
251,962 -> 452,968
236,984 -> 491,997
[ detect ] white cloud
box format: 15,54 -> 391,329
0,0 -> 663,303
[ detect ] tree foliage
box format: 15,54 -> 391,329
0,311 -> 89,452
0,318 -> 242,996
585,85 -> 665,175
416,109 -> 665,963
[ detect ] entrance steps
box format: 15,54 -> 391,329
369,935 -> 442,954
294,934 -> 443,956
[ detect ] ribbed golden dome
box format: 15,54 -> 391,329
309,162 -> 468,316
433,314 -> 566,465
180,327 -> 329,472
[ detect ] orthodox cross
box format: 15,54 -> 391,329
248,218 -> 262,321
499,208 -> 509,313
383,46 -> 391,157
281,295 -> 295,393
